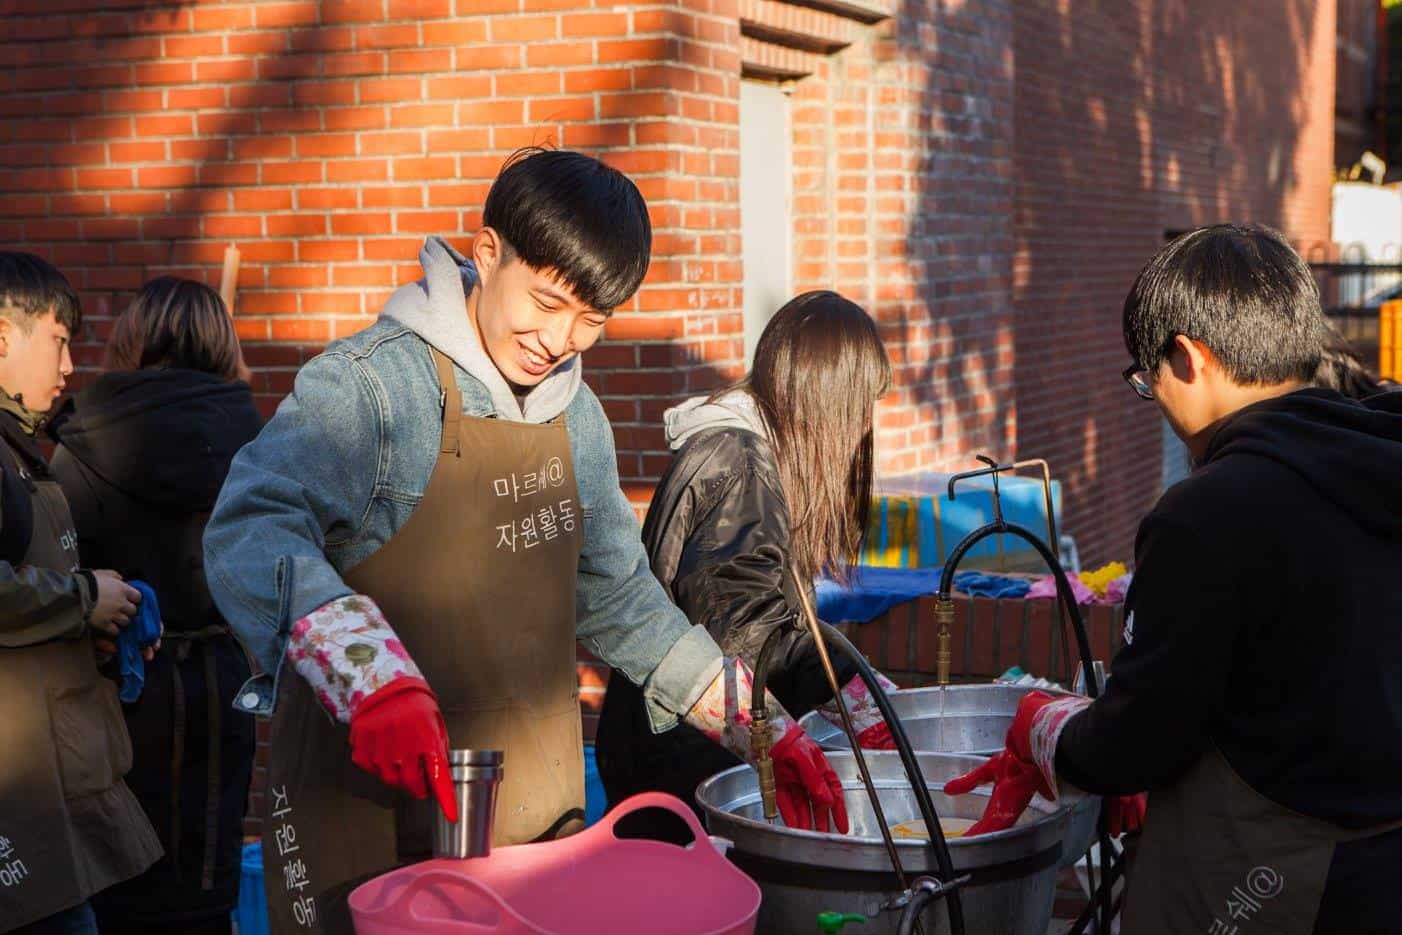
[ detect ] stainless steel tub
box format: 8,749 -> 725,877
696,752 -> 1072,935
798,684 -> 1033,757
797,684 -> 1101,870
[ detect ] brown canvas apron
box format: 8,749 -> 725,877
0,437 -> 161,932
261,348 -> 586,934
1121,745 -> 1402,934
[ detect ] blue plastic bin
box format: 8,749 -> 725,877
583,742 -> 608,826
233,841 -> 269,935
861,470 -> 1062,571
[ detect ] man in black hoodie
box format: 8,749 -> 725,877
945,225 -> 1402,934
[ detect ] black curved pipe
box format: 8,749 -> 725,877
935,520 -> 1101,698
816,621 -> 965,935
751,624 -> 786,723
935,519 -> 1115,931
750,621 -> 966,934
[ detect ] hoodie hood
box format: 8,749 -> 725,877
1204,387 -> 1402,540
664,389 -> 769,450
51,369 -> 262,509
380,236 -> 582,424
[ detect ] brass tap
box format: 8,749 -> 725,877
751,711 -> 779,824
934,598 -> 955,687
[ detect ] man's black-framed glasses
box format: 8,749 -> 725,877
1123,363 -> 1154,400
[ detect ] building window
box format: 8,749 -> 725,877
740,79 -> 794,364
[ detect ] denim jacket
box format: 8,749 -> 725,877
204,237 -> 722,731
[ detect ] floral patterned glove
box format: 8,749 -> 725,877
816,671 -> 900,749
285,594 -> 423,722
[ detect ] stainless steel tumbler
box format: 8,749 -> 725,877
432,749 -> 504,859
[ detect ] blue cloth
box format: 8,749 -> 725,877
118,580 -> 162,703
583,743 -> 607,826
234,842 -> 270,935
815,566 -> 1032,624
816,566 -> 944,624
952,571 -> 1031,600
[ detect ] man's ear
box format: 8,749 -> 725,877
1170,333 -> 1214,384
0,317 -> 11,359
471,227 -> 505,286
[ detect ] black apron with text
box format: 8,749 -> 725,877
260,348 -> 586,934
1122,745 -> 1402,934
0,432 -> 160,932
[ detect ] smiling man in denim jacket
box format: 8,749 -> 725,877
203,149 -> 847,934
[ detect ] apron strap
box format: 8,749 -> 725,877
169,649 -> 188,882
200,641 -> 221,891
429,348 -> 462,457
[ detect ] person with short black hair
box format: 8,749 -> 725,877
203,149 -> 847,934
50,275 -> 263,935
0,252 -> 162,935
946,224 -> 1402,933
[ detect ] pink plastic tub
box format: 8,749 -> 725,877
349,792 -> 760,935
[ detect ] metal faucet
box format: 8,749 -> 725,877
749,702 -> 779,824
934,598 -> 954,687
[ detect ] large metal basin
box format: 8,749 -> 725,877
799,684 -> 1032,757
798,684 -> 1100,870
697,752 -> 1071,935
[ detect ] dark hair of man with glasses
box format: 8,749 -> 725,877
944,222 -> 1402,932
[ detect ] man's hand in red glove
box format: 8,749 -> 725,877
348,678 -> 458,822
942,690 -> 1090,836
1107,792 -> 1147,837
943,749 -> 1051,836
771,724 -> 849,833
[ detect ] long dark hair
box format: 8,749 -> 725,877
1313,320 -> 1389,399
104,276 -> 243,380
736,291 -> 890,585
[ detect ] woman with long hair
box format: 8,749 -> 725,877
595,290 -> 898,834
50,276 -> 262,935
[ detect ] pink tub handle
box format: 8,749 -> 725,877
368,868 -> 517,934
598,792 -> 731,865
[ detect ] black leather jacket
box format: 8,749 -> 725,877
595,426 -> 854,816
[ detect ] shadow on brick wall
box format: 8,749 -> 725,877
1012,1 -> 1322,565
881,0 -> 1324,565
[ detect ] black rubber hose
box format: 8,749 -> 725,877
935,520 -> 1101,698
897,878 -> 942,935
751,624 -> 787,722
815,621 -> 965,935
937,520 -> 1119,931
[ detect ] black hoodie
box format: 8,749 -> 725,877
49,369 -> 263,631
1057,387 -> 1402,827
47,369 -> 264,927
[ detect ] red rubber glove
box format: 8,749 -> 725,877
855,720 -> 898,750
1108,793 -> 1147,837
772,724 -> 849,834
348,678 -> 458,822
941,690 -> 1075,836
943,750 -> 1050,836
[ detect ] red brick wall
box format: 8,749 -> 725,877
0,0 -> 1336,562
1011,0 -> 1336,564
0,0 -> 746,480
786,1 -> 1017,475
1335,0 -> 1384,170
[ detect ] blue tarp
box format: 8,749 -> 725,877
816,566 -> 1032,624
